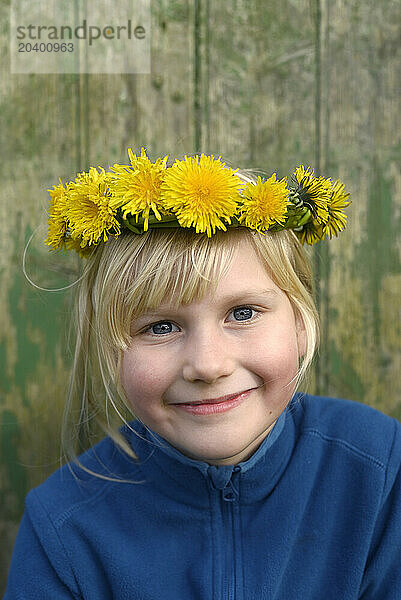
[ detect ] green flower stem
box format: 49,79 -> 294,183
147,214 -> 177,225
297,209 -> 313,227
122,219 -> 143,234
285,207 -> 312,228
122,214 -> 181,234
268,208 -> 312,232
146,221 -> 181,229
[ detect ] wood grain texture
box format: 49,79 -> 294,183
1,0 -> 400,590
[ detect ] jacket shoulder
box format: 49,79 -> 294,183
292,393 -> 401,469
25,432 -> 141,524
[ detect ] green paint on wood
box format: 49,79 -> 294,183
8,266 -> 70,393
8,277 -> 38,405
0,343 -> 8,396
356,159 -> 401,348
194,0 -> 202,152
0,410 -> 27,517
329,340 -> 366,401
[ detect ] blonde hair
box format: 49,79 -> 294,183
62,169 -> 320,477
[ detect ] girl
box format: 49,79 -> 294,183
5,150 -> 401,599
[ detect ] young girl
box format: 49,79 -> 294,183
5,150 -> 401,599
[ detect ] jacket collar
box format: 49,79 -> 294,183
126,395 -> 298,506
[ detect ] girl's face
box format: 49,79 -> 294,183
121,239 -> 306,465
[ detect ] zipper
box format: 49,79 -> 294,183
207,465 -> 241,600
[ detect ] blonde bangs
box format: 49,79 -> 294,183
124,229 -> 240,313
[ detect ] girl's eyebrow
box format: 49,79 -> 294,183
217,289 -> 279,304
139,289 -> 279,319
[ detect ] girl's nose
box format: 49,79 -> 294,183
182,330 -> 236,384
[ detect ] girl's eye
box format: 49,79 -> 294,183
148,321 -> 179,335
231,306 -> 255,321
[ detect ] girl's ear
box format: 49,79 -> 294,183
295,313 -> 307,359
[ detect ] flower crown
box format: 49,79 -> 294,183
46,148 -> 351,257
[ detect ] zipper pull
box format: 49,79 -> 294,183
222,466 -> 240,502
207,465 -> 240,502
221,482 -> 238,502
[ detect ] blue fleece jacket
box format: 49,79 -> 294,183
4,393 -> 401,599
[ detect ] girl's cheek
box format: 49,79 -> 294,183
121,351 -> 170,393
121,353 -> 145,394
249,339 -> 298,378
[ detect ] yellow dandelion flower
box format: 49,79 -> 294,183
160,154 -> 244,237
66,167 -> 120,247
45,180 -> 70,251
323,179 -> 351,239
109,147 -> 169,231
292,166 -> 331,225
238,174 -> 289,232
295,220 -> 326,245
64,236 -> 94,258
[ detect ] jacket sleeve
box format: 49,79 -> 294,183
359,417 -> 401,599
4,510 -> 80,599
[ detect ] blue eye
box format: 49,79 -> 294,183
232,306 -> 254,321
151,321 -> 177,335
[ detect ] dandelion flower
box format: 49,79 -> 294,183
295,220 -> 326,245
291,166 -> 331,225
109,147 -> 169,231
66,167 -> 120,247
45,181 -> 70,251
238,174 -> 289,232
161,154 -> 244,237
65,236 -> 94,258
324,179 -> 351,239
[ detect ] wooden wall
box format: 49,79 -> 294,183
1,0 -> 400,589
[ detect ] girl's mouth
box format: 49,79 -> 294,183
171,389 -> 254,415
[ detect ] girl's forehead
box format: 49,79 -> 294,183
214,239 -> 278,288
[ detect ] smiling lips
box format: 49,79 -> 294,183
171,389 -> 254,415
171,388 -> 254,406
